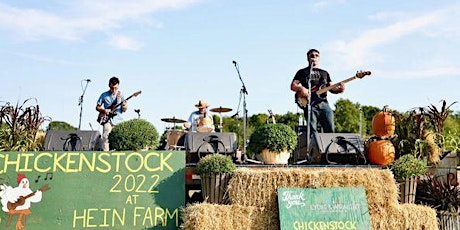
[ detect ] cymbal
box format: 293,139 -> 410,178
210,106 -> 232,113
161,117 -> 186,123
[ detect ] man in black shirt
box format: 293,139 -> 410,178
290,49 -> 345,133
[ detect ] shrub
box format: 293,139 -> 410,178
195,154 -> 236,175
47,121 -> 77,130
108,119 -> 159,151
247,123 -> 297,155
390,154 -> 427,181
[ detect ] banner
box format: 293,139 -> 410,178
278,187 -> 371,230
0,151 -> 185,230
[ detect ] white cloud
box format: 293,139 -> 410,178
313,0 -> 346,11
328,7 -> 458,66
109,35 -> 143,51
0,0 -> 202,46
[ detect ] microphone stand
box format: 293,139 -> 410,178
233,61 -> 249,163
78,79 -> 90,130
295,63 -> 314,164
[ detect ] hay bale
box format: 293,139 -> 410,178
183,168 -> 438,230
181,203 -> 274,230
397,204 -> 439,230
227,167 -> 399,214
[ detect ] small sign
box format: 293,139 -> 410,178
278,187 -> 371,230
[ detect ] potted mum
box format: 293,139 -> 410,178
247,123 -> 297,164
195,154 -> 236,204
390,154 -> 427,203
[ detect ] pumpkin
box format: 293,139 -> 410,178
368,139 -> 395,165
372,106 -> 395,137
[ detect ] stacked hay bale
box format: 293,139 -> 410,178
182,168 -> 438,230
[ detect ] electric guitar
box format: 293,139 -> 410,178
295,71 -> 371,109
97,91 -> 142,125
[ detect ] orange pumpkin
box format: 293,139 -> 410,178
372,106 -> 395,137
368,139 -> 395,165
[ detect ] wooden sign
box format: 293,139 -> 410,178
0,151 -> 185,230
278,187 -> 371,230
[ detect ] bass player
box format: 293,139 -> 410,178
96,76 -> 127,151
290,48 -> 345,134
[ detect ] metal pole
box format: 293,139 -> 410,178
78,79 -> 90,130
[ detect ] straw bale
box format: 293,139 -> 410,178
183,168 -> 438,230
397,203 -> 439,230
181,203 -> 277,230
372,204 -> 438,230
227,167 -> 399,214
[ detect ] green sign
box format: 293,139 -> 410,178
278,187 -> 371,230
0,151 -> 185,230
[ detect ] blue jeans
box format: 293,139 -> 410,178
303,101 -> 335,133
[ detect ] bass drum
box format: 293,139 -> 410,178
166,129 -> 186,150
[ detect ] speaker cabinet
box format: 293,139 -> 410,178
44,130 -> 102,151
311,133 -> 364,164
185,132 -> 238,163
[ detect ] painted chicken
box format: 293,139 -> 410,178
0,174 -> 50,230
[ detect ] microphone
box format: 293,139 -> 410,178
84,79 -> 91,82
232,60 -> 237,65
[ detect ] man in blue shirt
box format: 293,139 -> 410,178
96,77 -> 127,151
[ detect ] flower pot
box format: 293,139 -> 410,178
261,149 -> 290,164
438,211 -> 460,230
200,173 -> 231,204
398,177 -> 417,203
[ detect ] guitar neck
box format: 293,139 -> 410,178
109,91 -> 141,112
110,96 -> 132,112
316,75 -> 357,95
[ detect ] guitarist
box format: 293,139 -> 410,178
290,49 -> 345,134
96,77 -> 128,151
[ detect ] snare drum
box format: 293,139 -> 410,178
196,116 -> 213,132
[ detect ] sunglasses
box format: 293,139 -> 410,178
309,53 -> 319,58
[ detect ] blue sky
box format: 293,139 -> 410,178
1,0 -> 459,133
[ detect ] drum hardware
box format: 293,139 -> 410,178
161,117 -> 187,150
210,106 -> 233,133
161,117 -> 186,123
161,116 -> 186,130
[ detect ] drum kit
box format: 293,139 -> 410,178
160,106 -> 233,149
160,116 -> 187,150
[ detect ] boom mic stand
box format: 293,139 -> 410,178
295,63 -> 315,164
232,61 -> 249,163
78,79 -> 91,130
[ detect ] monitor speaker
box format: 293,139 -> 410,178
185,132 -> 238,163
310,133 -> 365,164
43,130 -> 102,151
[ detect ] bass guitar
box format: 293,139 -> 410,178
97,90 -> 142,125
295,71 -> 371,109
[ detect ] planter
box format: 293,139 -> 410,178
438,211 -> 460,230
200,173 -> 232,204
261,149 -> 290,164
398,177 -> 417,203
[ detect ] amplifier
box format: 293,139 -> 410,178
44,130 -> 102,151
311,133 -> 365,164
185,132 -> 238,163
